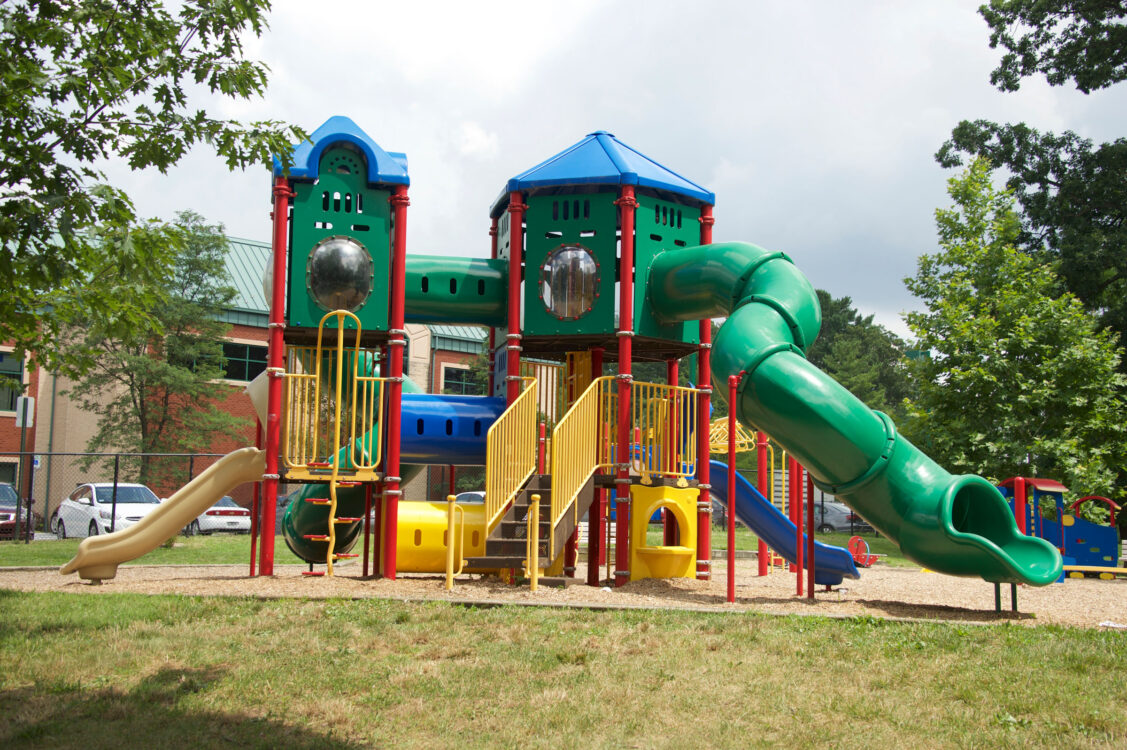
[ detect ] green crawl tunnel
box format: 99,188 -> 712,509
648,241 -> 1062,585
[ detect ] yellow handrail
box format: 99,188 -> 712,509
282,324 -> 386,478
527,493 -> 540,592
631,380 -> 699,485
548,376 -> 616,556
484,377 -> 539,534
445,494 -> 466,590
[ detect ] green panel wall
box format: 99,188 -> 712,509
287,146 -> 391,333
635,194 -> 701,346
522,192 -> 617,337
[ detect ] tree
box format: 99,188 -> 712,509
902,158 -> 1127,496
65,211 -> 250,485
0,0 -> 303,376
937,3 -> 1127,366
804,290 -> 912,419
980,0 -> 1127,94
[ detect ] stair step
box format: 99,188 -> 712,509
464,555 -> 532,569
301,571 -> 325,577
487,540 -> 549,556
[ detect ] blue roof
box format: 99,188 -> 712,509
273,115 -> 409,186
491,131 -> 713,215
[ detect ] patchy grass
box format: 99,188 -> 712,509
0,591 -> 1122,748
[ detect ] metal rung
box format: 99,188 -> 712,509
337,481 -> 362,487
333,553 -> 359,559
304,498 -> 330,505
301,571 -> 325,577
334,517 -> 362,523
303,534 -> 329,541
308,461 -> 331,467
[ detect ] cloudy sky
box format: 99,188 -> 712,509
105,0 -> 1127,337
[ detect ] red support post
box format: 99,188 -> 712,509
791,457 -> 804,596
756,431 -> 769,576
1014,477 -> 1027,534
537,421 -> 546,474
383,184 -> 409,580
506,193 -> 526,405
614,185 -> 638,588
695,292 -> 713,577
362,482 -> 372,577
260,176 -> 293,576
727,373 -> 740,603
249,420 -> 262,576
806,467 -> 815,600
588,346 -> 606,586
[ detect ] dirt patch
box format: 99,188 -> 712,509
3,559 -> 1125,630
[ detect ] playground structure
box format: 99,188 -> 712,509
63,116 -> 1064,591
999,478 -> 1125,580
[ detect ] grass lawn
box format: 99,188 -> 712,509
648,525 -> 913,566
1,526 -> 913,570
0,591 -> 1123,748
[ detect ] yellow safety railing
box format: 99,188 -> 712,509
445,494 -> 466,590
282,315 -> 386,481
631,380 -> 699,486
548,376 -> 617,556
484,377 -> 539,534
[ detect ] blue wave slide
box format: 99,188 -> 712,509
710,460 -> 860,586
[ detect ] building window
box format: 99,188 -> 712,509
223,342 -> 268,382
442,365 -> 484,396
0,352 -> 22,412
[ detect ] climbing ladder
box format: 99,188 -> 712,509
281,311 -> 386,575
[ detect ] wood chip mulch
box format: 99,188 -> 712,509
3,558 -> 1125,630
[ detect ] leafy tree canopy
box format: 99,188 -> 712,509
981,0 -> 1127,93
938,2 -> 1127,366
903,158 -> 1127,497
0,0 -> 303,376
66,211 -> 250,485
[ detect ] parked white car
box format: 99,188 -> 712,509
53,483 -> 162,539
184,496 -> 251,536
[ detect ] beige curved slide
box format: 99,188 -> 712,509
61,447 -> 266,582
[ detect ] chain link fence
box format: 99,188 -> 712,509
0,451 -> 249,540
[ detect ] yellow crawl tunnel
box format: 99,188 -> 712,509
629,484 -> 698,581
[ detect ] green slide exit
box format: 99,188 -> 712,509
648,241 -> 1062,585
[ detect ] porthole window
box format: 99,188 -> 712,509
306,236 -> 374,312
540,244 -> 599,320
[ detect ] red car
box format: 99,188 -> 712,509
0,482 -> 41,540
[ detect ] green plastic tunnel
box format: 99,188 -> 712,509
648,241 -> 1062,585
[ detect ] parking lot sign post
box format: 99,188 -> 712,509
14,397 -> 34,542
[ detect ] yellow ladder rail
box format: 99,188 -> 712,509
484,377 -> 539,534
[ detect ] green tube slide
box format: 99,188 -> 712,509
404,255 -> 508,327
649,241 -> 1062,585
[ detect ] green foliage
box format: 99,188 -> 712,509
805,290 -> 912,418
64,211 -> 250,485
981,0 -> 1127,93
0,0 -> 304,376
903,159 -> 1127,497
938,3 -> 1127,370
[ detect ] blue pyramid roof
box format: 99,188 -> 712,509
272,115 -> 409,186
491,131 -> 713,216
